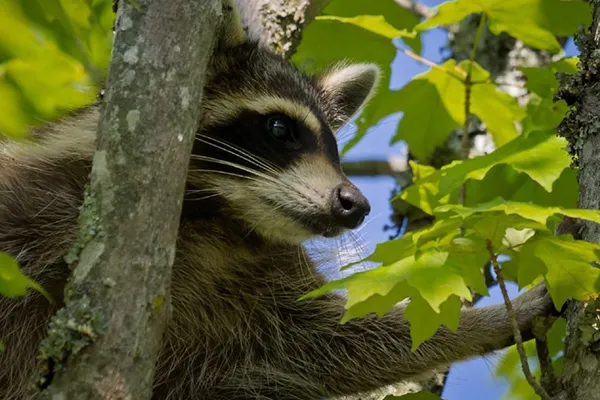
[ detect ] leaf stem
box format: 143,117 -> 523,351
486,240 -> 551,400
459,13 -> 487,204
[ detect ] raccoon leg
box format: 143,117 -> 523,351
226,283 -> 556,399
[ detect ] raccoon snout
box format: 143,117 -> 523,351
330,184 -> 370,229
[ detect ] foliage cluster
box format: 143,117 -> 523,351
294,0 -> 598,398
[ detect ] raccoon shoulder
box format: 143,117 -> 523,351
0,106 -> 99,271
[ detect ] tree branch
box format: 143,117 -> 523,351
535,332 -> 559,396
38,0 -> 220,398
393,0 -> 434,19
341,158 -> 409,176
235,0 -> 331,57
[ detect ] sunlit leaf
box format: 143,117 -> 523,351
537,236 -> 600,308
465,60 -> 526,146
397,131 -> 573,215
520,57 -> 579,99
388,60 -> 465,161
302,217 -> 495,348
384,391 -> 443,400
506,235 -> 600,309
417,0 -> 591,53
316,15 -> 416,40
0,252 -> 50,301
438,130 -> 571,194
384,59 -> 524,161
436,198 -> 600,227
0,0 -> 112,137
522,96 -> 569,134
293,0 -> 422,153
404,291 -> 462,351
465,164 -> 578,209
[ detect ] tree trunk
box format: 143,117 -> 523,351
38,0 -> 220,399
554,0 -> 600,398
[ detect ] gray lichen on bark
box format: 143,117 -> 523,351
553,1 -> 600,398
556,3 -> 600,162
37,0 -> 221,399
236,0 -> 329,57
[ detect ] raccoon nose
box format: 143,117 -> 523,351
331,184 -> 371,229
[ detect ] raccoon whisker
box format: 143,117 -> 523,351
188,168 -> 278,186
195,137 -> 276,176
343,231 -> 368,263
184,193 -> 224,202
190,165 -> 281,186
352,212 -> 382,238
184,187 -> 221,194
196,134 -> 282,176
189,156 -> 285,187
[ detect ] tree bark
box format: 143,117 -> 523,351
38,1 -> 220,399
236,0 -> 331,57
553,1 -> 600,398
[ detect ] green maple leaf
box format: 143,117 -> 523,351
0,252 -> 50,301
302,218 -> 491,349
507,235 -> 600,308
436,198 -> 600,227
388,60 -> 465,161
464,60 -> 526,146
404,295 -> 461,350
397,130 -> 573,215
438,131 -> 571,194
304,250 -> 473,314
292,0 -> 421,153
465,164 -> 578,209
384,391 -> 443,400
416,0 -> 591,53
520,57 -> 579,99
522,96 -> 569,134
387,59 -> 524,160
0,0 -> 112,137
315,15 -> 415,40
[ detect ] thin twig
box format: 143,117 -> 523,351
398,47 -> 468,79
398,47 -> 445,72
458,14 -> 487,206
535,334 -> 559,395
487,240 -> 552,400
461,14 -> 486,159
457,15 -> 486,205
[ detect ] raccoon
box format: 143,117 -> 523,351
0,1 -> 557,399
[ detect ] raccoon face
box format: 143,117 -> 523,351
187,2 -> 380,244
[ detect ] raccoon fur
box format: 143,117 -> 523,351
0,1 -> 557,399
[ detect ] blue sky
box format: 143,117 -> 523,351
328,1 -> 579,398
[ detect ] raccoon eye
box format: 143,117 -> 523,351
266,116 -> 292,140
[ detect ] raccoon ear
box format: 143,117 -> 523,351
315,63 -> 381,133
218,0 -> 247,49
